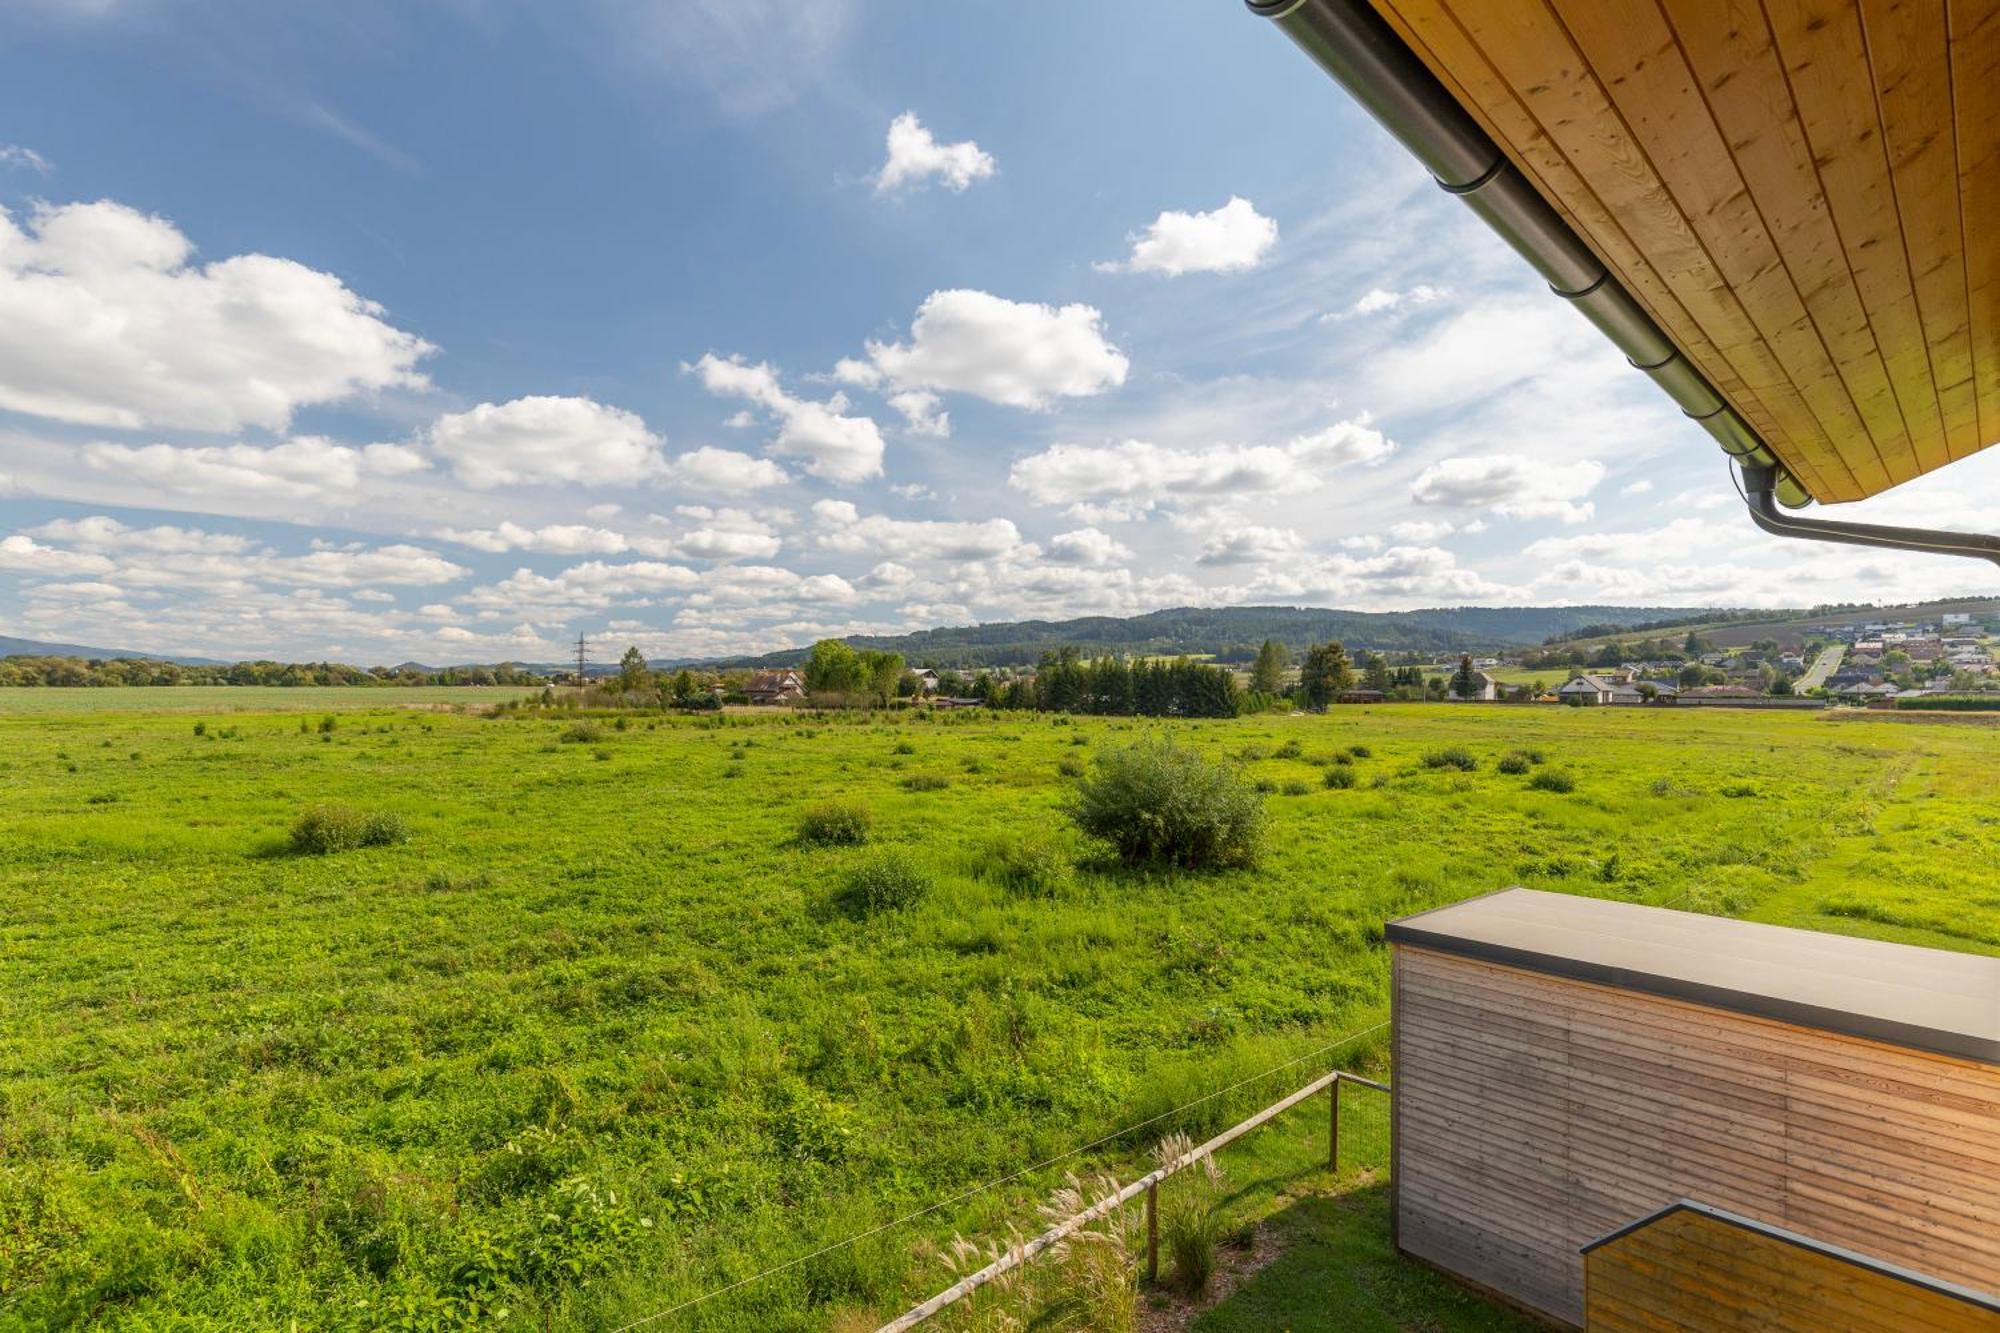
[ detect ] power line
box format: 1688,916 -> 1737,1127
574,634 -> 590,688
606,1019 -> 1390,1332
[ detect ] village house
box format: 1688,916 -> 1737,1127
745,669 -> 805,705
1555,674 -> 1645,705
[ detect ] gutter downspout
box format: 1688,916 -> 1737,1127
1245,0 -> 1807,502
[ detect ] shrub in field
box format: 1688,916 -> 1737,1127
834,852 -> 932,917
982,832 -> 1073,897
561,720 -> 605,744
1056,756 -> 1085,779
1272,738 -> 1303,760
1348,744 -> 1371,759
1421,747 -> 1477,772
1068,736 -> 1266,870
318,715 -> 337,735
798,801 -> 871,846
290,805 -> 409,854
1327,751 -> 1353,766
1324,765 -> 1357,789
1529,770 -> 1576,793
903,773 -> 950,792
1496,752 -> 1532,775
359,811 -> 411,847
893,741 -> 915,755
1281,780 -> 1311,796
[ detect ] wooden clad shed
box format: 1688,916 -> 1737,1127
1386,888 -> 2000,1329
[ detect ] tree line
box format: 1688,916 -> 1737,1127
0,656 -> 549,688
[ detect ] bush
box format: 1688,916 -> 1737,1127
893,740 -> 916,755
982,832 -> 1073,897
903,773 -> 949,792
1272,738 -> 1303,760
832,852 -> 932,917
561,720 -> 606,744
1068,736 -> 1266,870
1323,766 -> 1357,789
1347,744 -> 1371,759
1496,752 -> 1532,775
798,802 -> 871,846
1280,780 -> 1310,796
1056,756 -> 1085,779
1421,747 -> 1477,772
1528,770 -> 1576,793
290,804 -> 409,854
1327,751 -> 1353,766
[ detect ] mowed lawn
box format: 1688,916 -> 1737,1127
1,699 -> 1996,1330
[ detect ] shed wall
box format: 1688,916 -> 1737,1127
1392,944 -> 2000,1327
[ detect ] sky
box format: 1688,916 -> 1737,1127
1,0 -> 1996,666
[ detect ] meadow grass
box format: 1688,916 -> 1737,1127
1,699 -> 1996,1330
0,684 -> 542,714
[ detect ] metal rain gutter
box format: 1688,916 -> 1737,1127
1245,0 -> 1808,503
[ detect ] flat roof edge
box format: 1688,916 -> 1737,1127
1387,921 -> 2000,1067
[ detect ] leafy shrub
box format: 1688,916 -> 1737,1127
561,720 -> 605,744
1068,736 -> 1266,870
1347,744 -> 1371,759
192,721 -> 206,736
289,805 -> 367,854
317,715 -> 337,735
1280,780 -> 1311,796
1323,766 -> 1357,790
1057,756 -> 1085,779
1421,747 -> 1478,772
982,832 -> 1072,897
1529,770 -> 1576,793
903,773 -> 949,792
358,811 -> 412,847
1252,777 -> 1276,794
893,741 -> 916,755
1327,751 -> 1353,766
798,802 -> 871,846
1496,752 -> 1531,775
1272,738 -> 1303,760
833,852 -> 932,917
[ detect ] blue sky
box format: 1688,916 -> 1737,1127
2,0 -> 1995,664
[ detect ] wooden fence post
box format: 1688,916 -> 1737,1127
1145,1182 -> 1159,1282
1328,1073 -> 1340,1173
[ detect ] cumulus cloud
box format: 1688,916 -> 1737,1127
427,396 -> 668,488
812,499 -> 1022,561
1194,524 -> 1307,566
1411,454 -> 1604,524
864,289 -> 1128,410
691,354 -> 884,483
1095,197 -> 1276,276
1344,283 -> 1447,317
25,515 -> 250,555
662,446 -> 789,494
1045,528 -> 1132,566
433,522 -> 634,555
875,111 -> 995,193
0,200 -> 432,432
81,436 -> 423,501
1008,420 -> 1394,514
887,389 -> 950,437
0,534 -> 117,577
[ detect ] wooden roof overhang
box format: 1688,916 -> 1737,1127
1252,0 -> 2000,533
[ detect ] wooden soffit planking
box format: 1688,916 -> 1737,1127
1371,0 -> 2000,504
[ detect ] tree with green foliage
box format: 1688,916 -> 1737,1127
1449,654 -> 1481,699
1362,652 -> 1391,693
1298,641 -> 1353,709
1250,639 -> 1287,695
858,650 -> 905,704
804,639 -> 865,696
617,645 -> 650,693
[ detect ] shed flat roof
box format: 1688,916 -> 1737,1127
1388,888 -> 2000,1065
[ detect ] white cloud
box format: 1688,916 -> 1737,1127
662,446 -> 790,494
1411,454 -> 1604,524
25,515 -> 250,555
433,522 -> 633,555
865,289 -> 1128,410
1009,420 -> 1393,512
875,111 -> 995,193
813,502 -> 1022,561
0,145 -> 52,175
81,436 -> 420,501
1620,479 -> 1656,496
1195,524 -> 1306,566
1045,527 -> 1132,566
1096,197 -> 1277,276
427,396 -> 668,488
0,534 -> 116,577
273,544 -> 469,588
889,482 -> 935,502
691,353 -> 884,483
0,200 -> 432,432
1345,283 -> 1447,316
887,389 -> 950,437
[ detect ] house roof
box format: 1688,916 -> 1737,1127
1387,888 -> 2000,1065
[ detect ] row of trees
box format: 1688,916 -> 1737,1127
0,656 -> 548,688
989,648 -> 1244,717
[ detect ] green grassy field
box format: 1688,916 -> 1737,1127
0,685 -> 544,715
2,698 -> 1995,1331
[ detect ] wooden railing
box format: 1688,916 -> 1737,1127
877,1069 -> 1389,1332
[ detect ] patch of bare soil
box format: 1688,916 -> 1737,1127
1137,1216 -> 1286,1332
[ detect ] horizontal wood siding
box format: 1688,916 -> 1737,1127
1392,944 -> 2000,1327
1585,1205 -> 2000,1332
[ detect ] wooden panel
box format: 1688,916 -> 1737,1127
1390,944 -> 2000,1327
1585,1205 -> 2000,1331
1372,0 -> 2000,503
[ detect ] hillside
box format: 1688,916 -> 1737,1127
689,604 -> 1742,669
0,634 -> 226,666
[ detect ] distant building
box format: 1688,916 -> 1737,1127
911,668 -> 940,693
745,669 -> 805,705
1557,674 -> 1645,705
